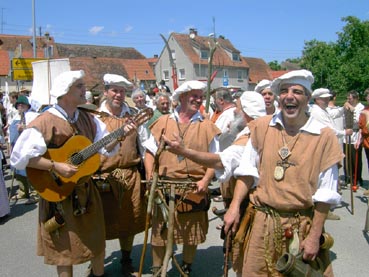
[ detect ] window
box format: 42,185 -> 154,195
232,52 -> 240,61
223,69 -> 229,78
200,50 -> 209,59
237,70 -> 243,80
44,45 -> 54,58
163,70 -> 170,80
171,50 -> 176,61
179,68 -> 186,80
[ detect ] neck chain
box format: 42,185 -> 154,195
278,129 -> 301,160
274,129 -> 301,181
175,116 -> 192,140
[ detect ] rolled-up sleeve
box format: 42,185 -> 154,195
216,144 -> 244,182
233,139 -> 259,186
312,165 -> 341,207
10,128 -> 47,170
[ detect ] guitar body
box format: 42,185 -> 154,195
27,135 -> 100,202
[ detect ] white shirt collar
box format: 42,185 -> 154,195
270,110 -> 324,135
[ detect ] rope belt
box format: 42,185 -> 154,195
254,205 -> 314,218
253,205 -> 314,276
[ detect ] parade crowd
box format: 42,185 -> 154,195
1,69 -> 369,277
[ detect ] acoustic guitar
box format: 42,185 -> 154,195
26,107 -> 153,202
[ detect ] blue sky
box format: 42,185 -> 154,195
1,0 -> 369,62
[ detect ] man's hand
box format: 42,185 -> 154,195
224,204 -> 241,235
162,133 -> 185,155
300,233 -> 320,261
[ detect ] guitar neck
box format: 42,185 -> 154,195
70,128 -> 124,165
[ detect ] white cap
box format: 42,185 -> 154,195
312,88 -> 331,99
51,70 -> 85,100
172,80 -> 207,102
255,79 -> 272,93
240,91 -> 266,119
103,73 -> 132,87
271,69 -> 314,96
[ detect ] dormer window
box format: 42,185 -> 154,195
232,52 -> 240,61
200,50 -> 209,60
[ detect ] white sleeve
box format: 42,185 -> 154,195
216,144 -> 244,182
312,165 -> 342,207
233,138 -> 259,186
10,128 -> 47,170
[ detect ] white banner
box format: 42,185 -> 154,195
30,58 -> 70,111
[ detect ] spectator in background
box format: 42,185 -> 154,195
9,95 -> 39,204
358,88 -> 369,196
0,137 -> 10,221
255,79 -> 279,115
131,89 -> 148,112
343,90 -> 364,187
146,92 -> 171,130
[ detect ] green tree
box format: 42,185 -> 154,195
300,16 -> 369,98
268,60 -> 281,71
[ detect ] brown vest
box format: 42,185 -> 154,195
150,114 -> 221,180
248,115 -> 344,210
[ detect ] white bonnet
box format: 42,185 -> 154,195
51,70 -> 85,99
270,69 -> 314,96
312,88 -> 331,99
103,73 -> 132,87
255,79 -> 272,93
172,80 -> 207,102
240,91 -> 266,119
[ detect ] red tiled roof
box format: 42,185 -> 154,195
242,57 -> 272,84
0,50 -> 9,76
69,57 -> 156,91
269,70 -> 290,79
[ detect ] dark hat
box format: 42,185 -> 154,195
15,95 -> 30,109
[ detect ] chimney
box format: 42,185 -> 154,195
189,28 -> 198,36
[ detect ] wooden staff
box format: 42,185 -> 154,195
223,230 -> 232,277
161,184 -> 175,277
138,130 -> 166,277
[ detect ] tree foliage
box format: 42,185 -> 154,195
300,16 -> 369,98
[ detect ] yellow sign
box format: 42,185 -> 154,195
12,58 -> 45,70
12,69 -> 34,81
11,58 -> 46,81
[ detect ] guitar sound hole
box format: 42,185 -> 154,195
70,153 -> 84,166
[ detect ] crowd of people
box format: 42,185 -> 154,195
0,69 -> 368,276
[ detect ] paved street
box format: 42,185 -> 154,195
1,155 -> 369,276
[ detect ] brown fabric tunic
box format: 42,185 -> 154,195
149,115 -> 220,246
97,115 -> 146,239
28,111 -> 105,266
242,115 -> 343,277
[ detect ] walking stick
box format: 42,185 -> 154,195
138,131 -> 166,277
223,230 -> 232,277
161,184 -> 175,277
352,148 -> 359,193
364,197 -> 369,232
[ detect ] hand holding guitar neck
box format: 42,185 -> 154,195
117,120 -> 137,141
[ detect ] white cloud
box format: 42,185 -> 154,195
123,25 -> 133,33
89,26 -> 104,35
